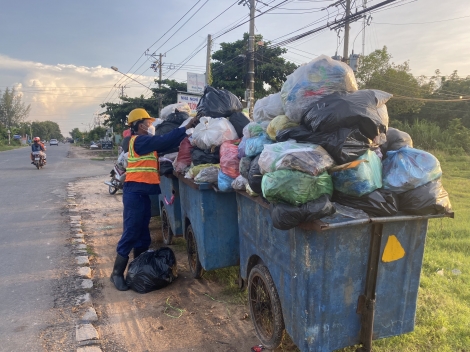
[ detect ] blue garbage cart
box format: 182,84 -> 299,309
176,173 -> 239,278
158,175 -> 183,245
236,191 -> 453,352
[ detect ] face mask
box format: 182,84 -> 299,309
146,125 -> 155,136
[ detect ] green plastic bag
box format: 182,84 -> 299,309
262,170 -> 333,205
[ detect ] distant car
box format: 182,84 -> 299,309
50,139 -> 59,146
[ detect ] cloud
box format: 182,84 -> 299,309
0,54 -> 155,134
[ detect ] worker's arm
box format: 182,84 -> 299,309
133,127 -> 187,155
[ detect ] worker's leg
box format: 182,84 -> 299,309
133,195 -> 151,259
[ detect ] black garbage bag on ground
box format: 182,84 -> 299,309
380,127 -> 413,156
302,89 -> 391,139
276,125 -> 372,164
159,161 -> 174,176
228,112 -> 251,138
196,86 -> 243,118
332,189 -> 399,217
126,247 -> 177,294
398,179 -> 452,215
191,146 -> 220,166
270,194 -> 336,230
247,154 -> 263,194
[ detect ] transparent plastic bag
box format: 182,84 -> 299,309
266,115 -> 298,140
245,133 -> 273,158
231,175 -> 248,191
191,117 -> 238,150
194,165 -> 220,183
243,122 -> 265,138
331,149 -> 382,197
253,92 -> 285,123
262,170 -> 333,206
382,147 -> 442,193
217,170 -> 235,192
220,139 -> 241,178
161,103 -> 191,120
187,163 -> 218,179
117,151 -> 128,169
258,141 -> 335,176
281,55 -> 358,122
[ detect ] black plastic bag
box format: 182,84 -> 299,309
159,161 -> 174,176
166,109 -> 190,124
276,125 -> 372,164
332,189 -> 399,217
381,127 -> 413,156
398,179 -> 452,215
191,146 -> 220,166
196,86 -> 242,118
239,156 -> 252,179
270,194 -> 336,230
126,247 -> 177,294
302,89 -> 391,139
228,112 -> 250,138
155,121 -> 182,154
247,154 -> 263,194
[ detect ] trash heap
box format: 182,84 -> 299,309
171,55 -> 452,230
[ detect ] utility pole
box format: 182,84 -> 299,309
205,34 -> 212,86
158,53 -> 163,117
247,0 -> 256,118
362,0 -> 367,57
343,0 -> 351,63
117,84 -> 127,102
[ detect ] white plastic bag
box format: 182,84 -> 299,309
180,117 -> 195,135
280,55 -> 358,122
161,103 -> 191,120
191,117 -> 238,149
253,92 -> 285,123
117,151 -> 128,169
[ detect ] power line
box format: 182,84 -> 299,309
374,15 -> 470,25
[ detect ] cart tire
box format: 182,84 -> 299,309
161,208 -> 174,245
108,185 -> 118,195
186,225 -> 203,279
248,264 -> 285,350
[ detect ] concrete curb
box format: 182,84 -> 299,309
67,182 -> 103,352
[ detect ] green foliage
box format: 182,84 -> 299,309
211,33 -> 298,99
69,127 -> 82,140
30,120 -> 63,140
0,87 -> 31,129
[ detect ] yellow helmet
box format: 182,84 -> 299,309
127,108 -> 155,126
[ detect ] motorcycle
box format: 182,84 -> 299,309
104,163 -> 126,194
32,151 -> 45,169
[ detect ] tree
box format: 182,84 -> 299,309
0,87 -> 31,129
211,33 -> 298,99
69,127 -> 83,141
31,121 -> 63,140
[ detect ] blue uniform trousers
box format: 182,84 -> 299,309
116,191 -> 152,257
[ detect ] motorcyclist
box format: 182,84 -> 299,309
31,137 -> 46,164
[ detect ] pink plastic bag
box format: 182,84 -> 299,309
220,139 -> 241,179
173,137 -> 193,173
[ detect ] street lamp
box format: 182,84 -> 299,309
110,66 -> 150,89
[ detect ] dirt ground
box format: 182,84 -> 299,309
68,146 -> 272,352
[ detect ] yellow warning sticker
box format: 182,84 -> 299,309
382,235 -> 406,262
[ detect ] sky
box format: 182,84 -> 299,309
1,0 -> 469,136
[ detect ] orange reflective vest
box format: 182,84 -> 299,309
125,135 -> 160,184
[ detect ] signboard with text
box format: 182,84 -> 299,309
177,92 -> 202,116
187,72 -> 205,94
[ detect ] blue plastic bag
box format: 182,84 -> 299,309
245,133 -> 274,158
331,149 -> 382,197
217,170 -> 235,192
382,147 -> 442,193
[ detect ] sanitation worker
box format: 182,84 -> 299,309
110,108 -> 196,291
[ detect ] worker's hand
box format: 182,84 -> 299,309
184,117 -> 198,130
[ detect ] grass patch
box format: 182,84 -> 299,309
90,157 -> 105,161
0,144 -> 24,151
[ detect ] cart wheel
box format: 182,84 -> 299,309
108,185 -> 118,195
161,208 -> 174,245
248,264 -> 285,350
186,225 -> 203,279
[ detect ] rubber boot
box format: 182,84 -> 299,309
110,254 -> 129,291
133,247 -> 148,259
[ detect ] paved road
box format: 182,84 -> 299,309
0,144 -> 113,351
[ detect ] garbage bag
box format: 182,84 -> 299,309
247,155 -> 263,194
159,160 -> 174,176
253,92 -> 285,123
217,170 -> 235,192
281,55 -> 358,122
173,137 -> 193,173
258,141 -> 335,176
187,163 -> 218,179
243,122 -> 265,138
154,120 -> 183,154
126,248 -> 177,294
332,189 -> 398,217
196,86 -> 242,118
191,146 -> 220,166
220,139 -> 241,179
239,156 -> 252,179
161,103 -> 191,120
191,117 -> 238,150
331,149 -> 382,197
302,89 -> 392,139
276,125 -> 372,165
266,115 -> 298,140
117,151 -> 128,169
246,183 -> 259,197
238,137 -> 246,159
194,165 -> 220,183
228,112 -> 251,138
381,127 -> 413,155
262,170 -> 333,206
245,133 -> 274,158
382,147 -> 442,193
231,175 -> 248,191
397,179 -> 452,215
165,110 -> 190,125
270,194 -> 336,230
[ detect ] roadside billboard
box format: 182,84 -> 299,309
177,91 -> 202,116
187,72 -> 205,95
